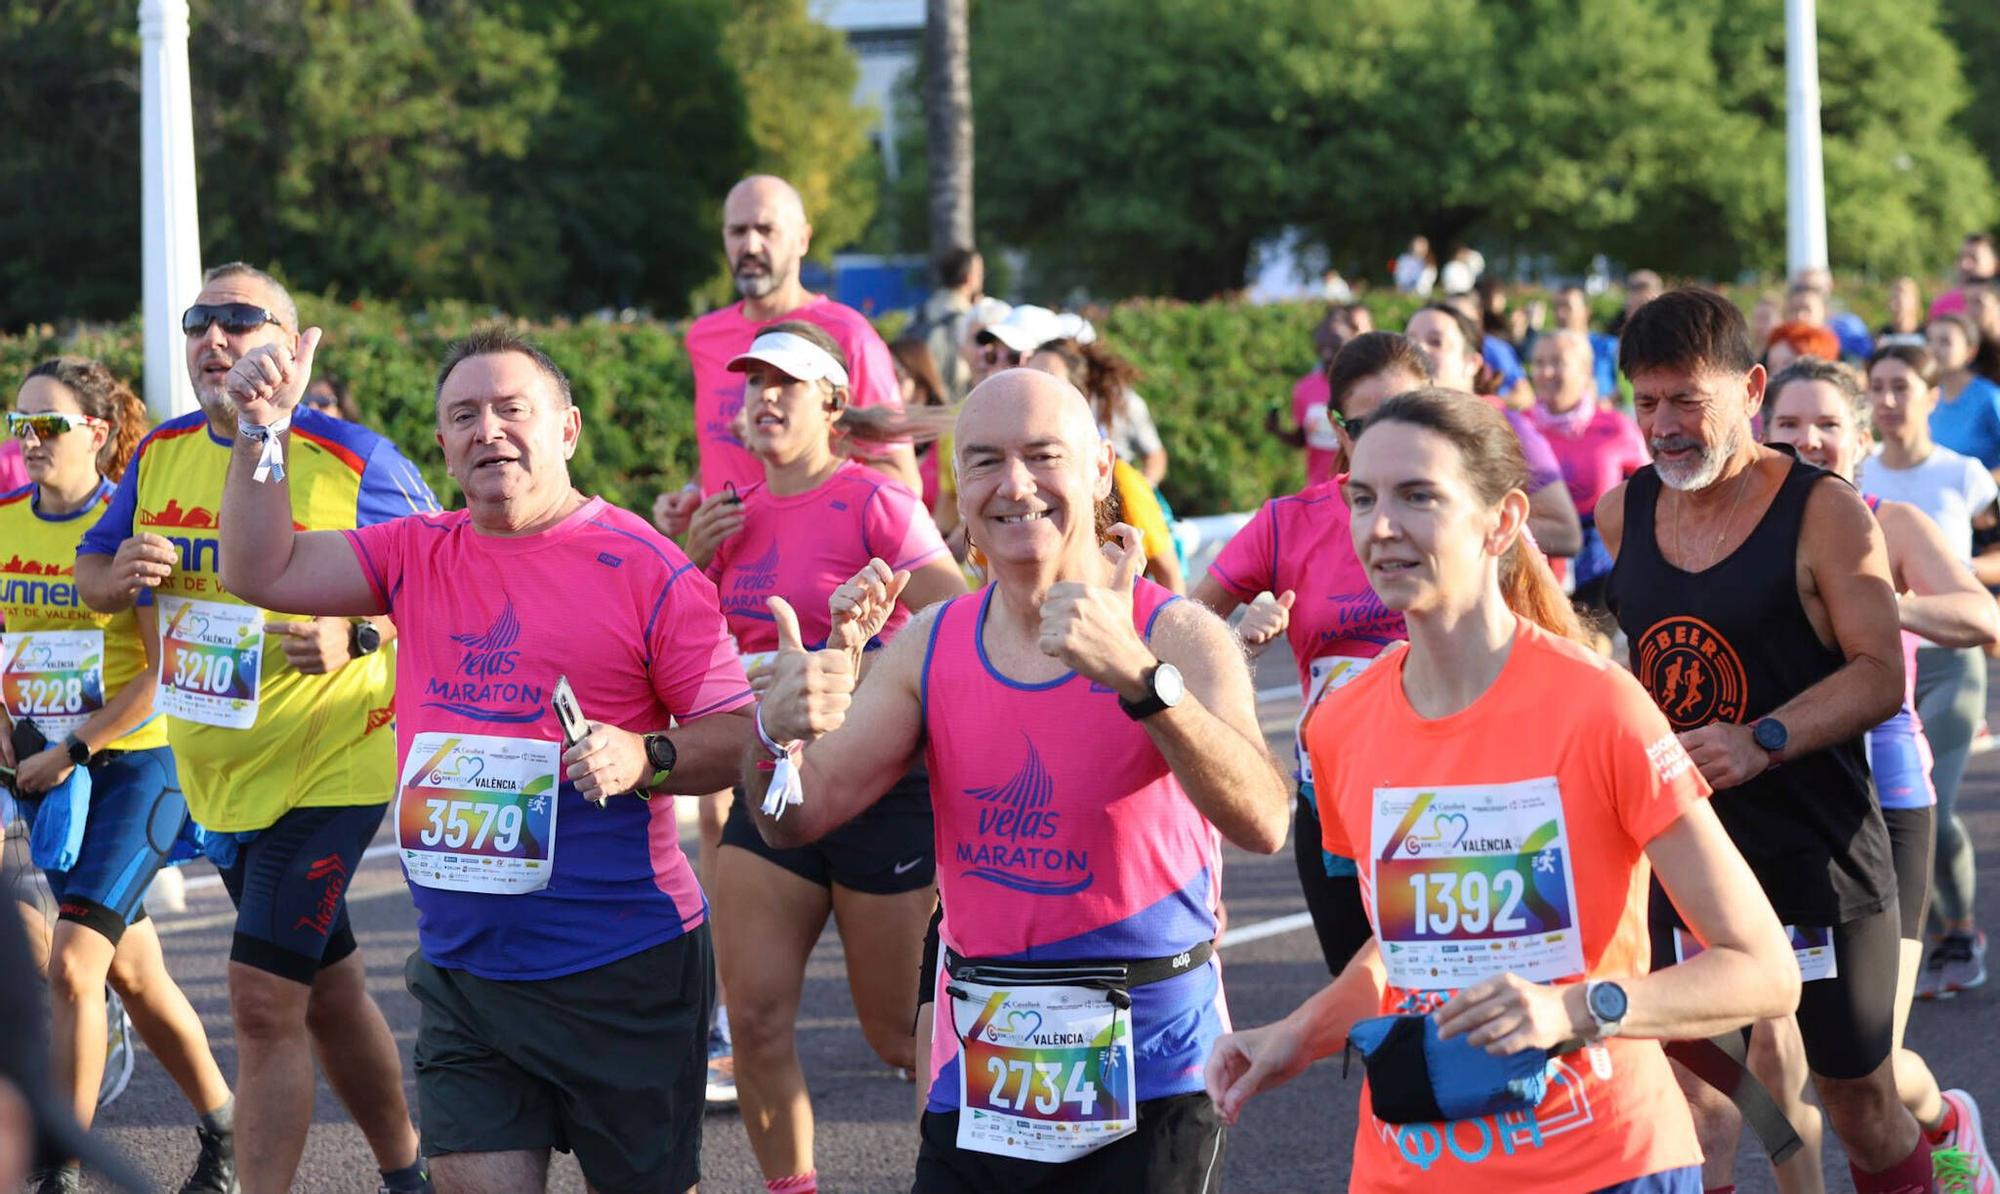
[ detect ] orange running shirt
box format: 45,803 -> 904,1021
1305,619 -> 1708,1193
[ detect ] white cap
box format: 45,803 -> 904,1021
977,304 -> 1065,355
1052,312 -> 1096,345
726,331 -> 850,387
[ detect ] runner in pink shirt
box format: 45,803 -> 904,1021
693,322 -> 965,1194
212,325 -> 757,1194
1527,329 -> 1649,604
673,175 -> 913,500
1195,331 -> 1430,978
745,368 -> 1288,1192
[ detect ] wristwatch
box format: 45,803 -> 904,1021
1117,662 -> 1185,721
1751,716 -> 1788,765
1583,979 -> 1628,1040
349,620 -> 382,658
63,733 -> 92,768
639,732 -> 677,800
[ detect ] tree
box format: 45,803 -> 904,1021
924,0 -> 973,266
1939,0 -> 2000,222
721,0 -> 879,260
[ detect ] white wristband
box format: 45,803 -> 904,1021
754,703 -> 798,760
240,413 -> 293,483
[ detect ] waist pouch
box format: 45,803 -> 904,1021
943,939 -> 1213,1003
1346,1012 -> 1558,1124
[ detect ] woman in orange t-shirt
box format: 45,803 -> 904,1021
1204,389 -> 1799,1193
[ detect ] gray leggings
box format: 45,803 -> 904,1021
1915,646 -> 1987,926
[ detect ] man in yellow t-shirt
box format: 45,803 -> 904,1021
76,263 -> 438,1194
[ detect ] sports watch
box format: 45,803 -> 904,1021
639,732 -> 678,800
349,620 -> 382,658
63,733 -> 92,768
1118,662 -> 1185,721
1751,716 -> 1788,764
1584,979 -> 1628,1040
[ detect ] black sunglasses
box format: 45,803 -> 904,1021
182,302 -> 283,337
1329,409 -> 1366,438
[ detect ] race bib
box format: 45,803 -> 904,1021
1674,925 -> 1836,983
1370,776 -> 1586,991
1295,654 -> 1375,785
396,732 -> 560,894
0,630 -> 106,740
950,980 -> 1138,1163
156,597 -> 263,729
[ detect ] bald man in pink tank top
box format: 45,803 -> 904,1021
746,369 -> 1289,1193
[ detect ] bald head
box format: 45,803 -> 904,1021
954,369 -> 1114,568
724,175 -> 812,302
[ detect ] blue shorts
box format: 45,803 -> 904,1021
218,802 -> 387,984
18,746 -> 186,945
1596,1166 -> 1701,1194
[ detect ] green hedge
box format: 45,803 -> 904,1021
0,282 -> 1898,518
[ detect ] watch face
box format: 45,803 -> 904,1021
1589,981 -> 1628,1023
1154,663 -> 1186,707
1753,718 -> 1787,752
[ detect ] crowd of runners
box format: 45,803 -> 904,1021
6,175 -> 2000,1194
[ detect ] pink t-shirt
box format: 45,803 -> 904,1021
344,497 -> 752,979
1292,369 -> 1341,488
705,460 -> 948,654
1537,404 -> 1650,518
1207,478 -> 1407,694
685,296 -> 904,494
0,441 -> 26,493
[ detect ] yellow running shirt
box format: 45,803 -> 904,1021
78,409 -> 438,832
0,481 -> 167,752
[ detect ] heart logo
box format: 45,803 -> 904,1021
993,1009 -> 1044,1042
1432,813 -> 1470,848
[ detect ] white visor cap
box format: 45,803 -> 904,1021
726,331 -> 850,388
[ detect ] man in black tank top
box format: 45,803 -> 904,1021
1595,290 -> 1930,1193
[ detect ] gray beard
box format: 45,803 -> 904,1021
1654,424 -> 1742,492
734,270 -> 779,300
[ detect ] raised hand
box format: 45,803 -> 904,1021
563,720 -> 649,805
224,326 -> 322,427
759,595 -> 858,744
653,485 -> 700,539
1037,523 -> 1156,694
1238,590 -> 1296,657
827,558 -> 911,656
110,533 -> 177,599
684,489 -> 745,570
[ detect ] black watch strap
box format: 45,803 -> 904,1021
64,733 -> 92,767
1118,667 -> 1168,721
349,620 -> 382,657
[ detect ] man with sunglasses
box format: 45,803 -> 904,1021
74,262 -> 438,1194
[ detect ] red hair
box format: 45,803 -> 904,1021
1764,321 -> 1840,362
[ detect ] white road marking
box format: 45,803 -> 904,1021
1218,911 -> 1314,950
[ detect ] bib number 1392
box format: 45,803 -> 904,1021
1405,869 -> 1528,937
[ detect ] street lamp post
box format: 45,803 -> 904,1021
1784,0 -> 1828,277
139,0 -> 202,421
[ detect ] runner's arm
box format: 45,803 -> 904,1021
650,708 -> 757,796
742,606 -> 931,848
1205,939 -> 1387,1122
1764,480 -> 1905,752
1594,479 -> 1630,560
67,602 -> 164,754
1189,574 -> 1244,621
1139,600 -> 1291,854
1879,500 -> 2000,648
1525,480 -> 1583,557
898,555 -> 969,615
217,437 -> 383,616
1621,802 -> 1799,1039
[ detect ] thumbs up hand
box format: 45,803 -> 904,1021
1238,590 -> 1296,657
827,558 -> 912,657
226,326 -> 322,427
1037,523 -> 1158,696
760,595 -> 860,744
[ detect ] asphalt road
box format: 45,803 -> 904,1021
48,654 -> 2000,1193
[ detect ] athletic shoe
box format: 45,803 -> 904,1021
1934,1090 -> 1997,1194
32,1164 -> 81,1194
1972,720 -> 1996,756
376,1160 -> 435,1194
706,1028 -> 738,1107
1921,940 -> 1949,1001
179,1122 -> 238,1194
98,986 -> 135,1108
1936,932 -> 1990,995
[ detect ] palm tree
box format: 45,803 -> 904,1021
924,0 -> 973,264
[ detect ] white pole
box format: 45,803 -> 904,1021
1784,0 -> 1828,277
139,0 -> 203,421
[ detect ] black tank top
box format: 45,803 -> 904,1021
1606,452 -> 1891,925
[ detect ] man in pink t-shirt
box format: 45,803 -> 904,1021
210,323 -> 756,1193
675,175 -> 913,502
